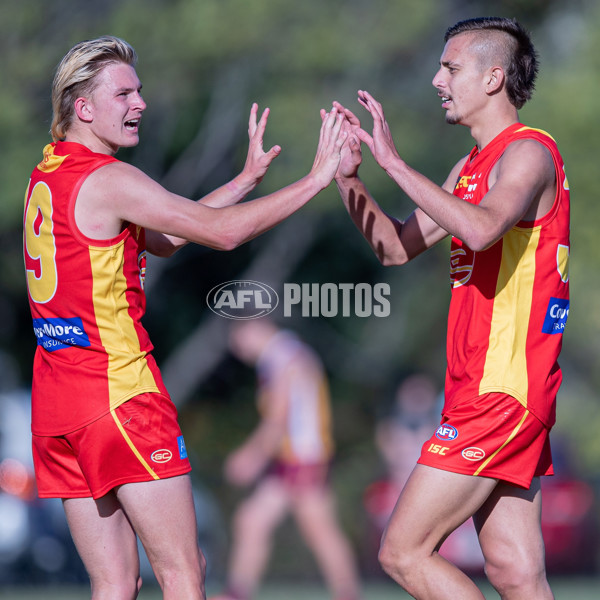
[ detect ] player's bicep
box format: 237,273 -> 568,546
482,140 -> 555,233
87,162 -> 226,246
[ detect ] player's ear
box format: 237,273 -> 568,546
486,66 -> 505,95
74,96 -> 94,123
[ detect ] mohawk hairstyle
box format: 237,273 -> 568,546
444,17 -> 538,109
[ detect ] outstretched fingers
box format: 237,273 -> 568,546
356,90 -> 399,168
310,107 -> 347,188
333,100 -> 362,129
322,106 -> 346,151
243,103 -> 281,185
358,90 -> 383,118
247,102 -> 259,138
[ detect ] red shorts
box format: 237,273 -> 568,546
32,392 -> 192,499
417,393 -> 553,489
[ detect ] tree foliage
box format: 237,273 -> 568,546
3,3 -> 600,567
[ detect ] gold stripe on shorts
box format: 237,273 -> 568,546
110,409 -> 160,480
473,410 -> 529,477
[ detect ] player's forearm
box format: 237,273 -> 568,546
208,173 -> 326,251
336,174 -> 410,265
198,173 -> 257,208
145,230 -> 189,257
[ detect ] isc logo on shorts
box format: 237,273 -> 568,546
151,449 -> 173,463
461,447 -> 485,461
435,424 -> 458,441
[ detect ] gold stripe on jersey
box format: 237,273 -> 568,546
479,225 -> 542,407
515,125 -> 556,143
89,241 -> 159,407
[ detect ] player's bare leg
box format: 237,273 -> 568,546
225,477 -> 290,599
63,494 -> 142,600
292,486 -> 361,600
474,477 -> 554,599
117,475 -> 206,600
378,464 -> 497,600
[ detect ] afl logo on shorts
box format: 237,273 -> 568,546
435,424 -> 458,441
462,447 -> 485,461
151,449 -> 173,463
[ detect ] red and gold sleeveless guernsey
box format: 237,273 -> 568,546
446,123 -> 570,429
23,142 -> 166,436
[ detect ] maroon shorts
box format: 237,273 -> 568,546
417,393 -> 553,489
266,460 -> 331,490
32,392 -> 192,499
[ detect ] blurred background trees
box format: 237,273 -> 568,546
2,0 -> 599,583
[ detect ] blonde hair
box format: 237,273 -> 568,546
50,36 -> 137,141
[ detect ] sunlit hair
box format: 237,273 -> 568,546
50,36 -> 137,141
444,17 -> 538,109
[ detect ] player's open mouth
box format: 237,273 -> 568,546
125,119 -> 140,131
441,96 -> 451,108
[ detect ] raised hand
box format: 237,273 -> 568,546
223,445 -> 264,487
240,103 -> 282,187
309,106 -> 347,189
356,90 -> 401,172
331,100 -> 363,179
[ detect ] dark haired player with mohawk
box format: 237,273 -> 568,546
333,17 -> 568,599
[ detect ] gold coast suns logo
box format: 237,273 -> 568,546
450,245 -> 475,287
454,173 -> 481,201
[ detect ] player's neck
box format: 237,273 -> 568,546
64,127 -> 118,156
470,107 -> 520,151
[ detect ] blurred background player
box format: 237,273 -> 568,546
213,319 -> 361,600
364,374 -> 484,575
375,374 -> 440,495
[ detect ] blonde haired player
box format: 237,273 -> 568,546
24,35 -> 346,600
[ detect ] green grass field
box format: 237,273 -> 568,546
1,578 -> 599,599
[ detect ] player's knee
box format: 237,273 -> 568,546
377,536 -> 412,582
484,549 -> 547,595
150,545 -> 205,595
155,561 -> 204,596
90,574 -> 141,600
232,502 -> 256,535
233,502 -> 270,538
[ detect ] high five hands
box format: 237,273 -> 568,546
245,93 -> 398,194
329,90 -> 402,178
241,102 -> 348,193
